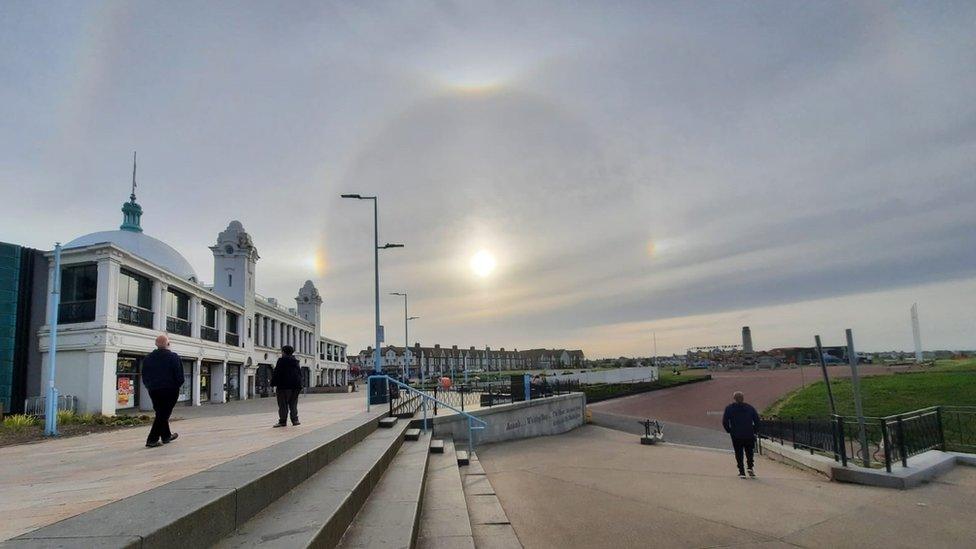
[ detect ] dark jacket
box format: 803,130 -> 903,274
271,355 -> 303,390
722,402 -> 760,440
142,348 -> 185,391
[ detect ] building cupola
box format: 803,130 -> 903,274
120,152 -> 143,232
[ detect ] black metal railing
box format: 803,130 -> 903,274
200,325 -> 219,342
225,332 -> 240,347
760,405 -> 976,472
58,300 -> 95,323
118,303 -> 153,328
166,316 -> 191,337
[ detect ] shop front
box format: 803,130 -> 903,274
256,364 -> 272,397
116,355 -> 142,411
178,359 -> 194,405
226,363 -> 241,401
199,363 -> 212,403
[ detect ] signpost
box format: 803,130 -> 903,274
846,329 -> 869,467
44,244 -> 62,436
814,335 -> 837,415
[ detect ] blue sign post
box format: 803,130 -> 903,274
44,243 -> 62,436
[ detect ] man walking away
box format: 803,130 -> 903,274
271,345 -> 302,427
722,391 -> 761,478
142,334 -> 185,448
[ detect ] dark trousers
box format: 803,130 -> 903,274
276,389 -> 300,424
732,437 -> 756,473
147,388 -> 179,444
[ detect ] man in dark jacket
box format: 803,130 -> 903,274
142,334 -> 185,448
271,345 -> 302,427
722,391 -> 761,478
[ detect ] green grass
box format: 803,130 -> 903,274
2,414 -> 39,432
766,359 -> 976,418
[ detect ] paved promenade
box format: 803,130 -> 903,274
591,365 -> 918,431
479,425 -> 976,548
0,392 -> 365,542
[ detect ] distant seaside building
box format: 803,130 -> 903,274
13,187 -> 348,415
351,345 -> 585,377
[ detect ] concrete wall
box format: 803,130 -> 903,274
541,366 -> 658,385
431,393 -> 585,445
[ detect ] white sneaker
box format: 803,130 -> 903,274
747,468 -> 756,477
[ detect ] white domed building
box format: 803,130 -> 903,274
36,189 -> 348,415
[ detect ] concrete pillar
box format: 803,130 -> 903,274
152,281 -> 168,331
82,350 -> 117,416
94,257 -> 120,325
214,361 -> 227,403
239,365 -> 248,400
192,359 -> 201,406
189,296 -> 201,339
217,306 -> 227,344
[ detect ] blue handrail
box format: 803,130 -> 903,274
367,375 -> 487,455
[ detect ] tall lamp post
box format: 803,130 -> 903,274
341,194 -> 402,382
389,291 -> 421,382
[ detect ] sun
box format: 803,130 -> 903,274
470,250 -> 497,278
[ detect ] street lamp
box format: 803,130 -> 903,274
341,194 -> 403,377
390,291 -> 421,382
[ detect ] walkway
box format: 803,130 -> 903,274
478,425 -> 976,548
0,392 -> 365,542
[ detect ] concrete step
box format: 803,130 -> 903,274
456,450 -> 470,466
337,431 -> 432,548
380,416 -> 399,428
5,410 -> 387,549
418,437 -> 476,549
214,419 -> 410,548
405,428 -> 422,441
431,439 -> 445,454
461,453 -> 522,549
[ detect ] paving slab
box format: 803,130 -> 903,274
418,438 -> 475,549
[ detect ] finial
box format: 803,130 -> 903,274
130,151 -> 137,202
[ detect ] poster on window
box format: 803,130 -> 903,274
117,376 -> 135,408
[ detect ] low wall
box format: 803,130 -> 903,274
429,393 -> 586,445
544,367 -> 659,385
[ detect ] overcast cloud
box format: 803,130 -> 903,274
2,1 -> 974,356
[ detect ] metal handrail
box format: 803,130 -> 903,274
367,375 -> 487,455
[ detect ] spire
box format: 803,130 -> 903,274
120,151 -> 143,232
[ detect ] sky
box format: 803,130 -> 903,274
1,1 -> 975,357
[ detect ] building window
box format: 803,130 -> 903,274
228,273 -> 232,287
117,269 -> 153,328
247,317 -> 252,339
201,301 -> 218,342
166,289 -> 191,336
226,311 -> 240,346
58,264 -> 97,323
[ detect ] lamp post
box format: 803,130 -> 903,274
44,243 -> 62,436
341,194 -> 402,378
389,292 -> 418,381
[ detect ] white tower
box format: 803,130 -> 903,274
296,280 -> 323,336
911,303 -> 923,363
210,221 -> 259,307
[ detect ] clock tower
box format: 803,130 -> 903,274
210,220 -> 259,307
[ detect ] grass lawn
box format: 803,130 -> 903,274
766,359 -> 976,418
583,370 -> 711,403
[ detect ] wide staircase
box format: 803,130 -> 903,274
5,406 -> 521,549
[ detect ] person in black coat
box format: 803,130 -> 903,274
142,334 -> 185,447
722,391 -> 761,478
271,345 -> 303,427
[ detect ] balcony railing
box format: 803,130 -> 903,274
167,316 -> 191,337
225,333 -> 240,347
201,325 -> 219,342
58,301 -> 95,324
118,303 -> 153,329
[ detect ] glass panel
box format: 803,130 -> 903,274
116,356 -> 140,409
203,303 -> 217,328
167,290 -> 190,320
61,264 -> 97,302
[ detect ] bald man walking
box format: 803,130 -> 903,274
142,334 -> 185,448
723,391 -> 760,478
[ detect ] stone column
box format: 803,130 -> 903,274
238,365 -> 248,400
189,296 -> 201,339
192,359 -> 201,406
214,361 -> 227,403
94,257 -> 120,325
86,350 -> 118,416
152,281 -> 168,331
217,306 -> 227,344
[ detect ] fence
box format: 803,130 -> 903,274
24,395 -> 78,417
760,405 -> 976,473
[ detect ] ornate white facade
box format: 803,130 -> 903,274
38,192 -> 347,415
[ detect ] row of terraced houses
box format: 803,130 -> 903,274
348,344 -> 585,377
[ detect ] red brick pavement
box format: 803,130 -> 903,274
590,365 -> 919,431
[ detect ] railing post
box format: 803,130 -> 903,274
461,387 -> 465,412
388,378 -> 393,416
936,406 -> 946,451
836,415 -> 847,467
881,419 -> 892,473
896,415 -> 907,468
791,418 -> 797,449
433,385 -> 438,416
808,418 -> 814,455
